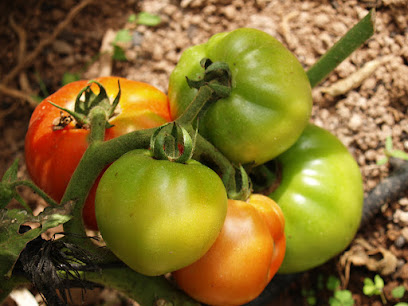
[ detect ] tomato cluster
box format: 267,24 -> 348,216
24,28 -> 363,306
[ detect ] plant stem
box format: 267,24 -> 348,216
10,180 -> 59,207
84,266 -> 200,306
176,85 -> 214,126
88,106 -> 107,143
306,9 -> 375,88
191,130 -> 248,199
61,128 -> 154,259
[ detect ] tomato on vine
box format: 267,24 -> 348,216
268,124 -> 364,273
24,77 -> 171,230
95,149 -> 228,276
168,28 -> 312,165
173,194 -> 285,306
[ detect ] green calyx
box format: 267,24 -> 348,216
186,58 -> 231,98
49,80 -> 121,129
224,165 -> 252,201
176,58 -> 232,125
150,123 -> 196,164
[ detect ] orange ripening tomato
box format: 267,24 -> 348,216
173,194 -> 286,306
24,77 -> 172,230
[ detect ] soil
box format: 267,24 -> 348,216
1,0 -> 408,305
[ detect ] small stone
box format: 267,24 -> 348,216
349,113 -> 363,131
223,5 -> 236,20
132,31 -> 143,47
53,40 -> 73,54
401,227 -> 408,240
399,198 -> 408,206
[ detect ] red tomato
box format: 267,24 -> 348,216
24,77 -> 171,229
173,194 -> 286,306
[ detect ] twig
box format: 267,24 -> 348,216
0,84 -> 38,108
9,15 -> 32,94
1,0 -> 94,86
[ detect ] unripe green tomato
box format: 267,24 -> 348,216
269,124 -> 364,273
168,28 -> 312,165
95,150 -> 228,276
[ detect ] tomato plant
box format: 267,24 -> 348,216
268,124 -> 364,273
24,77 -> 171,229
2,13 -> 376,305
95,149 -> 228,276
173,194 -> 286,306
168,28 -> 312,165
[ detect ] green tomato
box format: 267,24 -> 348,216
168,28 -> 312,165
95,150 -> 228,276
269,124 -> 363,273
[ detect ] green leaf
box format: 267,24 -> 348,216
62,72 -> 80,86
330,290 -> 355,306
128,13 -> 137,23
112,45 -> 127,61
392,286 -> 406,299
385,136 -> 393,151
307,296 -> 317,305
136,12 -> 161,26
363,277 -> 376,296
374,274 -> 384,289
0,160 -> 31,212
336,290 -> 354,304
115,29 -> 132,43
394,303 -> 408,306
30,95 -> 44,103
2,159 -> 19,182
0,202 -> 73,279
389,149 -> 408,160
376,156 -> 389,165
327,275 -> 341,291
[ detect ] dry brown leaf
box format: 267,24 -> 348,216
320,56 -> 394,97
340,238 -> 398,277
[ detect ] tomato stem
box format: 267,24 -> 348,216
61,128 -> 155,258
88,106 -> 108,143
83,266 -> 200,306
191,130 -> 251,201
176,58 -> 232,125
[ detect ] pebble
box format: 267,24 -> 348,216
53,40 -> 73,54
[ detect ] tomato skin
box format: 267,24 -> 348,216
173,195 -> 285,306
269,124 -> 364,274
168,28 -> 312,165
95,150 -> 228,276
24,77 -> 171,230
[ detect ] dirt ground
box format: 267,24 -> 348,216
1,0 -> 408,305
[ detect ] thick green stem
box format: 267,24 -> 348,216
190,130 -> 250,200
176,85 -> 214,126
88,106 -> 107,143
84,266 -> 200,306
61,106 -> 153,259
61,128 -> 154,258
307,9 -> 375,87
